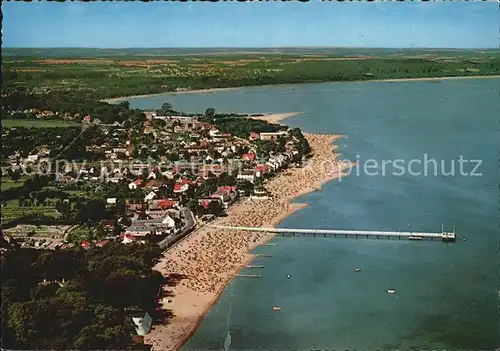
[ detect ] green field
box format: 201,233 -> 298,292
1,176 -> 30,191
4,48 -> 500,100
2,201 -> 60,223
3,119 -> 81,128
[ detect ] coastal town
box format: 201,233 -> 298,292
3,103 -> 313,247
1,93 -> 351,349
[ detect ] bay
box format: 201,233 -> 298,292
130,78 -> 500,350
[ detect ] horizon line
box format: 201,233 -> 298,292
3,46 -> 499,50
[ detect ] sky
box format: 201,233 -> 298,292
3,1 -> 499,49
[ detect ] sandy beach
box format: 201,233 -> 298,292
144,129 -> 353,350
101,87 -> 240,104
249,112 -> 306,124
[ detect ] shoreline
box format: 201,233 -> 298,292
102,74 -> 500,104
101,87 -> 240,103
249,112 -> 306,124
144,130 -> 353,351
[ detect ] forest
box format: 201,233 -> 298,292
1,242 -> 165,350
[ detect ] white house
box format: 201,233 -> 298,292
128,179 -> 142,190
106,198 -> 117,205
147,171 -> 157,180
209,127 -> 219,137
144,191 -> 157,202
161,214 -> 176,228
131,311 -> 153,336
237,170 -> 256,183
26,154 -> 38,163
259,131 -> 287,141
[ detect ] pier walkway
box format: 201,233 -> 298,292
209,225 -> 456,242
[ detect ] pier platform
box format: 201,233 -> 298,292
210,225 -> 456,242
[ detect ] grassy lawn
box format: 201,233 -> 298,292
67,225 -> 92,243
3,119 -> 81,128
2,198 -> 60,222
1,176 -> 29,191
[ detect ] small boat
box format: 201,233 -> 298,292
387,289 -> 396,294
272,306 -> 281,311
354,268 -> 361,272
408,236 -> 423,240
286,275 -> 291,279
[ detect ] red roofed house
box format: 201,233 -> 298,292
242,153 -> 256,162
218,185 -> 236,193
255,164 -> 270,177
155,199 -> 178,210
211,186 -> 238,206
96,240 -> 109,247
120,233 -> 144,245
198,197 -> 223,209
249,132 -> 260,141
82,115 -> 92,123
173,179 -> 192,193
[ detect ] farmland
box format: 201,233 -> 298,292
4,47 -> 500,100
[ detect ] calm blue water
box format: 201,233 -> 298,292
130,79 -> 500,350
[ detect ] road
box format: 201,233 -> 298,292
157,207 -> 197,250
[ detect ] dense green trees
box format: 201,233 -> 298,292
2,243 -> 164,350
199,115 -> 286,139
205,108 -> 216,118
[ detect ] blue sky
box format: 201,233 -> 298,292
4,1 -> 499,48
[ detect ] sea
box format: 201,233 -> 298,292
129,78 -> 500,350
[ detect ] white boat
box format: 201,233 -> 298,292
387,289 -> 396,294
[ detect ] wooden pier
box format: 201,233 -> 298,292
236,274 -> 262,278
254,253 -> 273,257
210,225 -> 456,242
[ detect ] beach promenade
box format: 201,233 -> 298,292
144,126 -> 353,350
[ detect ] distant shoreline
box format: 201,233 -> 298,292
101,75 -> 500,104
101,87 -> 240,103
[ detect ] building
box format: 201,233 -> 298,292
242,153 -> 256,162
209,127 -> 220,137
198,197 -> 223,209
173,179 -> 192,193
259,131 -> 287,141
248,132 -> 260,141
129,179 -> 143,190
161,214 -> 176,228
150,199 -> 178,210
144,191 -> 157,202
26,154 -> 39,163
130,311 -> 153,336
237,170 -> 256,183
